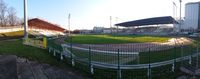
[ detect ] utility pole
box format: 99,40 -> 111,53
68,14 -> 71,35
24,0 -> 28,39
179,0 -> 182,33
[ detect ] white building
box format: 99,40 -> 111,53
183,2 -> 200,32
93,26 -> 104,33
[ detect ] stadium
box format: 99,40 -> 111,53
42,2 -> 200,79
54,1 -> 200,79
1,1 -> 200,79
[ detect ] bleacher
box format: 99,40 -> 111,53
127,26 -> 174,35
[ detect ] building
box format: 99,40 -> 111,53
183,2 -> 200,32
80,30 -> 92,34
93,26 -> 104,33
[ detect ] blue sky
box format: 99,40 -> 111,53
4,0 -> 200,30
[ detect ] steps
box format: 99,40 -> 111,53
0,55 -> 85,79
17,58 -> 48,79
17,57 -> 86,79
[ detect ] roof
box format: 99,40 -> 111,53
186,1 -> 200,5
28,18 -> 66,32
115,16 -> 178,27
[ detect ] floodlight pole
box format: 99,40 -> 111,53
179,0 -> 182,33
173,2 -> 177,32
173,2 -> 177,20
24,0 -> 28,39
68,14 -> 71,35
116,17 -> 118,34
110,16 -> 112,34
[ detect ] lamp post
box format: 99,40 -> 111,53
24,0 -> 28,39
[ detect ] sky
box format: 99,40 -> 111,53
4,0 -> 200,30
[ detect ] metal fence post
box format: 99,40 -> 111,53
53,50 -> 56,56
70,42 -> 75,66
48,47 -> 51,53
89,46 -> 94,75
172,43 -> 176,72
147,48 -> 151,79
60,52 -> 63,60
197,43 -> 199,68
189,46 -> 192,65
181,43 -> 183,66
117,49 -> 122,79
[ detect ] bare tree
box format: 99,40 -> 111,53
0,0 -> 7,27
7,7 -> 18,26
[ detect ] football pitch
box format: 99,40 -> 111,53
64,34 -> 195,64
62,34 -> 197,79
66,34 -> 171,44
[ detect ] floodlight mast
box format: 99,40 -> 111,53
179,0 -> 182,33
110,16 -> 112,34
68,14 -> 71,35
24,0 -> 28,39
116,17 -> 118,33
173,2 -> 177,32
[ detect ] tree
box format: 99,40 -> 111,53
7,7 -> 18,26
0,0 -> 7,27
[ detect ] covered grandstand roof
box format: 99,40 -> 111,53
28,18 -> 66,32
115,16 -> 178,27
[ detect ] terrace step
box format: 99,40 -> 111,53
180,66 -> 200,76
17,57 -> 86,79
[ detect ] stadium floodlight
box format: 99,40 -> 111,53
68,13 -> 71,35
172,2 -> 177,19
24,0 -> 28,38
173,1 -> 178,32
116,17 -> 118,33
110,16 -> 112,34
179,0 -> 182,33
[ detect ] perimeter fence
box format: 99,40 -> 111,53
47,36 -> 200,79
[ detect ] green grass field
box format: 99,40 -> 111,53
66,34 -> 171,44
0,39 -> 66,68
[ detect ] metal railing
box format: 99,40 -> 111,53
47,37 -> 199,79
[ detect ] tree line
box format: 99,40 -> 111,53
0,0 -> 21,27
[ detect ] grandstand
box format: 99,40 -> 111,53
115,16 -> 178,35
0,18 -> 66,36
28,18 -> 66,36
125,26 -> 174,35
